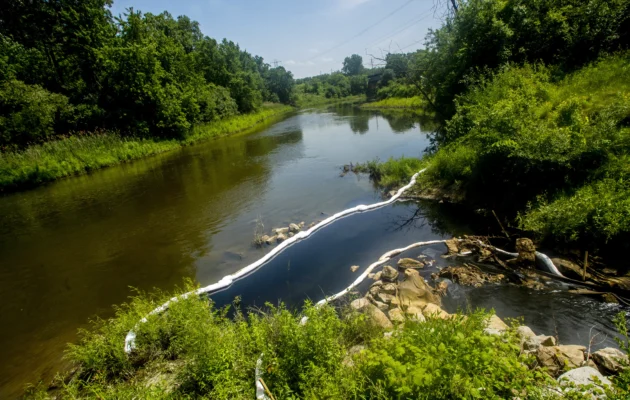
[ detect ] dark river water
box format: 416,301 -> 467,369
0,106 -> 623,398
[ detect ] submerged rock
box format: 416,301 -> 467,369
274,227 -> 289,235
289,223 -> 300,233
381,265 -> 399,282
350,265 -> 359,272
397,258 -> 425,269
438,264 -> 504,288
592,347 -> 628,375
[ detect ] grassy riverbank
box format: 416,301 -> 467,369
361,96 -> 426,110
24,281 -> 611,399
296,94 -> 365,108
0,105 -> 294,192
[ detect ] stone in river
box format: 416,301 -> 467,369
381,265 -> 399,282
289,223 -> 300,233
350,265 -> 359,272
276,233 -> 287,242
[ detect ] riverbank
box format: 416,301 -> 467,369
357,53 -> 630,257
25,241 -> 630,399
295,94 -> 365,108
0,104 -> 294,193
361,96 -> 425,110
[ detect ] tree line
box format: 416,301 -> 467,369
0,0 -> 296,149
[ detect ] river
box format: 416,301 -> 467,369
0,105 -> 622,398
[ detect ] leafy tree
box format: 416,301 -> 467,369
342,54 -> 364,76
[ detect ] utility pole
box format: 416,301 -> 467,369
272,59 -> 281,68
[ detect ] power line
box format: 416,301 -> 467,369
365,7 -> 433,49
399,38 -> 424,51
306,0 -> 415,61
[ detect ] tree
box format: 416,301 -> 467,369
342,54 -> 364,76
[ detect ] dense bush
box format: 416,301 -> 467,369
25,283 -> 563,399
420,53 -> 630,247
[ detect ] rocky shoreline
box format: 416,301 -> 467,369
346,239 -> 628,398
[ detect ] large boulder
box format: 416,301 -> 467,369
395,269 -> 440,307
388,308 -> 406,323
350,297 -> 393,329
420,303 -> 450,320
523,335 -> 557,352
557,367 -> 611,398
536,345 -> 586,376
516,325 -> 536,340
592,347 -> 628,375
552,257 -> 590,281
397,258 -> 425,269
276,233 -> 287,242
380,283 -> 397,295
289,223 -> 300,233
274,227 -> 289,235
381,265 -> 399,282
484,315 -> 509,335
404,306 -> 426,322
444,239 -> 459,255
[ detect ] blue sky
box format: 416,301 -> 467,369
109,0 -> 443,78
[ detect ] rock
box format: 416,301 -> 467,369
395,269 -> 440,307
397,258 -> 425,269
516,325 -> 536,340
265,235 -> 277,245
260,235 -> 271,243
388,308 -> 406,323
434,280 -> 449,296
373,271 -> 382,281
444,239 -> 459,255
404,306 -> 426,322
515,238 -> 536,265
276,233 -> 287,242
299,221 -> 305,228
381,265 -> 399,282
350,265 -> 359,272
289,223 -> 300,233
484,315 -> 509,335
380,283 -> 397,295
288,232 -> 295,238
552,257 -> 591,281
369,281 -> 383,296
558,367 -> 611,397
350,298 -> 371,310
373,300 -> 389,311
522,279 -> 545,290
422,303 -> 450,319
438,264 -> 499,288
274,227 -> 289,235
523,335 -> 557,352
368,273 -> 375,279
351,297 -> 393,329
377,292 -> 395,304
537,345 -> 586,376
592,347 -> 628,375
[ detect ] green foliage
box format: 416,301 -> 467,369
363,96 -> 426,110
0,80 -> 72,147
25,283 -> 560,399
342,54 -> 365,76
414,0 -> 630,117
354,157 -> 427,189
419,54 -> 630,247
0,3 -> 294,148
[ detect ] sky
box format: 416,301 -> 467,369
109,0 -> 445,78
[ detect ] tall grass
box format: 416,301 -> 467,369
362,96 -> 426,110
24,283 -> 559,399
354,157 -> 428,189
295,94 -> 366,108
0,105 -> 294,192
